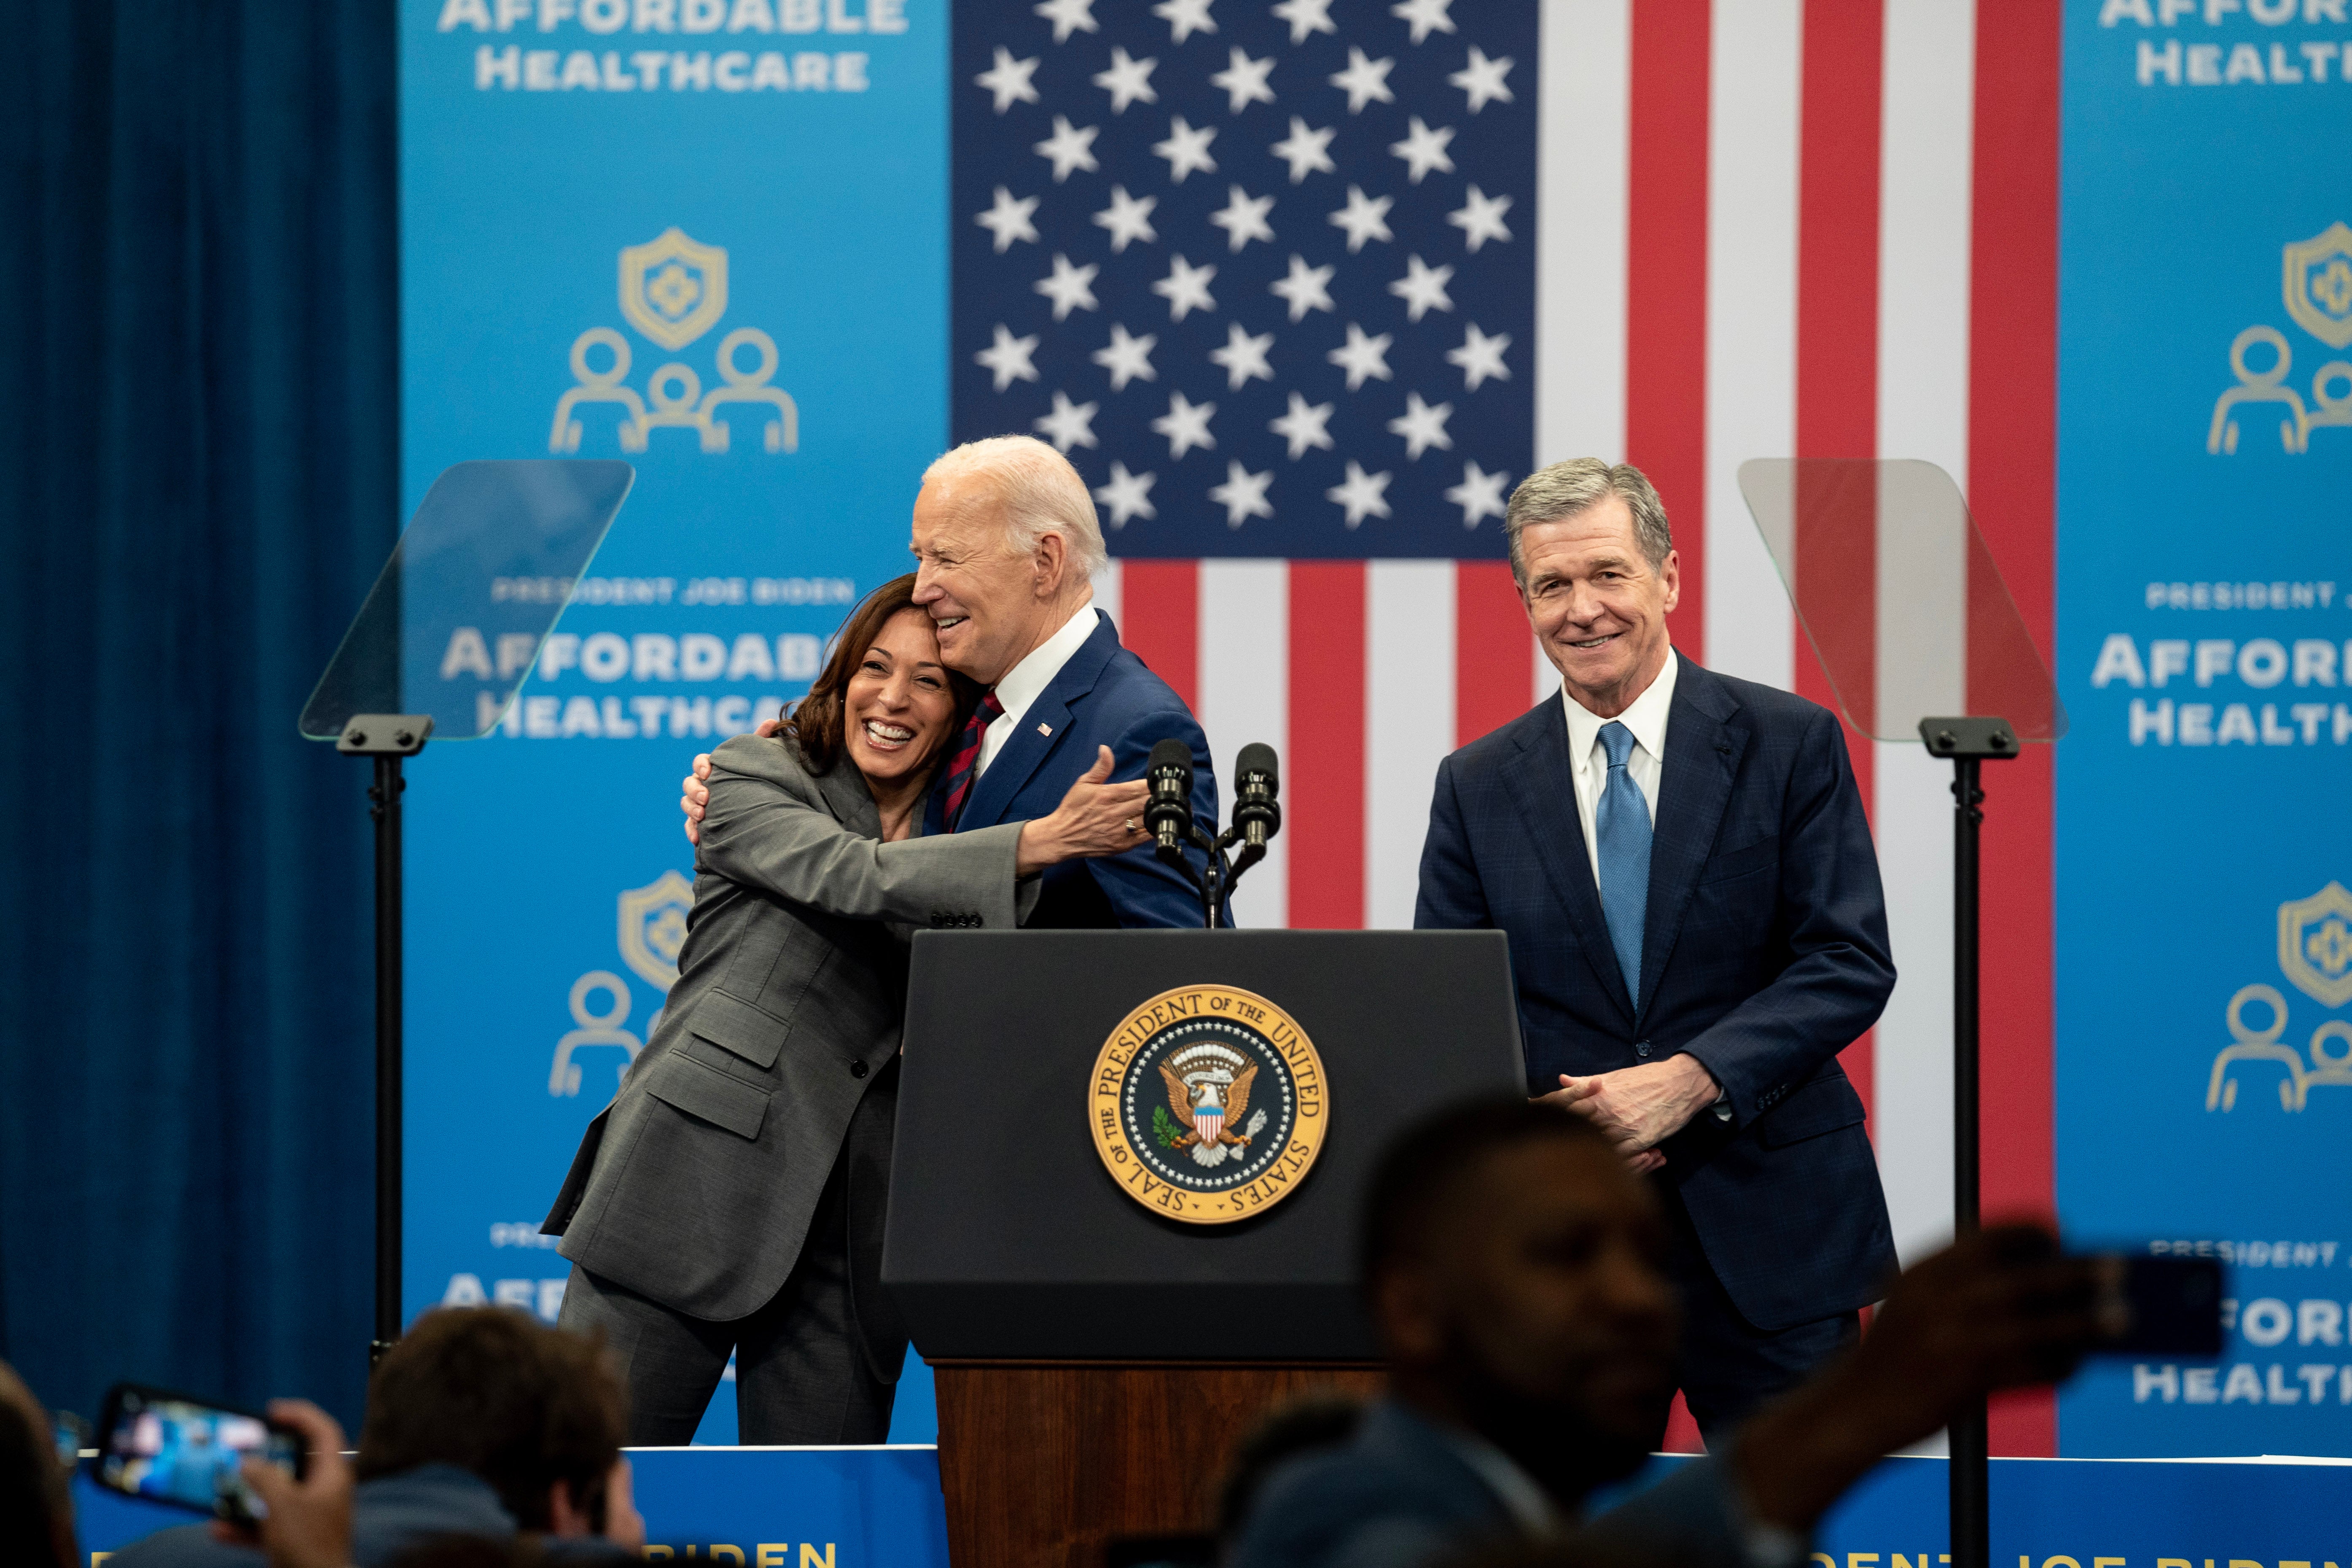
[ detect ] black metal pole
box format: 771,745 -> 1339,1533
1949,753 -> 1987,1568
371,754 -> 405,1366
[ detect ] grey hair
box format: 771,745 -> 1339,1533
1502,459 -> 1674,587
921,435 -> 1110,580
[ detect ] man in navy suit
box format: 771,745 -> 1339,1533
685,434 -> 1215,927
903,435 -> 1213,927
1414,459 -> 1897,1442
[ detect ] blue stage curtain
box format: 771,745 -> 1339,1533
0,1 -> 396,1430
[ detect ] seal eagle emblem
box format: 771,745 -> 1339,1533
1159,1048 -> 1255,1159
1089,983 -> 1328,1226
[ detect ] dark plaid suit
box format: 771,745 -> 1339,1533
1415,655 -> 1897,1437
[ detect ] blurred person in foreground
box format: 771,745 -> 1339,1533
1216,1393 -> 1368,1555
549,571 -> 1148,1442
1226,1099 -> 2119,1568
0,1355 -> 357,1568
0,1358 -> 79,1568
109,1307 -> 642,1568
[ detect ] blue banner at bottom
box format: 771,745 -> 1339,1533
75,1447 -> 2352,1566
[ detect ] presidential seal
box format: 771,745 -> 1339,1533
1089,984 -> 1328,1226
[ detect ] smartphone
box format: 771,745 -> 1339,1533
90,1383 -> 307,1523
2097,1255 -> 2225,1358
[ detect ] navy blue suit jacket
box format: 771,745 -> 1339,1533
925,610 -> 1218,928
1414,656 -> 1897,1330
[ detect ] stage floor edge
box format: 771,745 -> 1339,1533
74,1447 -> 2352,1564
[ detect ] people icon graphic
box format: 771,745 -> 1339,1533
2206,325 -> 2307,455
2205,983 -> 2305,1113
2204,223 -> 2352,454
550,328 -> 650,454
548,228 -> 799,457
2203,883 -> 2352,1114
549,970 -> 643,1098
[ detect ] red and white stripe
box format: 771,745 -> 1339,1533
1099,0 -> 2059,1455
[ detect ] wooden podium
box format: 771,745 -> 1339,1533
931,1361 -> 1386,1568
886,931 -> 1526,1568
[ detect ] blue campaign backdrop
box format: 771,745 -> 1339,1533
2057,6 -> 2352,1454
397,0 -> 946,1442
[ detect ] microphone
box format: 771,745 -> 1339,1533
1233,742 -> 1281,850
1144,738 -> 1195,853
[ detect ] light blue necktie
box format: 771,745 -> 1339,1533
1596,721 -> 1652,1007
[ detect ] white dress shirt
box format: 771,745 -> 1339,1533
1561,648 -> 1679,887
977,602 -> 1099,775
1562,648 -> 1725,1109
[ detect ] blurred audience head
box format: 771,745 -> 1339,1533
356,1307 -> 635,1543
0,1359 -> 75,1568
1215,1392 -> 1366,1549
387,1535 -> 547,1568
1360,1098 -> 1679,1503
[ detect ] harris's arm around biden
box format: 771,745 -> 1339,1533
542,731 -> 1045,1441
923,607 -> 1218,930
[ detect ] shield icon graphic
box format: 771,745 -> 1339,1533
619,228 -> 729,351
2277,880 -> 2352,1008
618,869 -> 696,991
2282,223 -> 2352,350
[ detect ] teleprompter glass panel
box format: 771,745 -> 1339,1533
299,460 -> 634,740
1736,459 -> 2064,743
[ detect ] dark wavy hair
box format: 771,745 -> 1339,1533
355,1307 -> 625,1532
781,573 -> 983,775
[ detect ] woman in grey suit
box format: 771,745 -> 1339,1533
543,574 -> 1146,1444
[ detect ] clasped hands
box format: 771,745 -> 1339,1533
1535,1052 -> 1721,1173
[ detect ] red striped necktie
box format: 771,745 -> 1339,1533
939,691 -> 1004,830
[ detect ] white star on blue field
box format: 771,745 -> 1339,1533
952,0 -> 1534,559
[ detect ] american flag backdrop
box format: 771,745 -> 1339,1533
953,0 -> 2062,1455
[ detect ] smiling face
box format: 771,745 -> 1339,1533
909,473 -> 1067,686
842,607 -> 962,787
1519,495 -> 1679,718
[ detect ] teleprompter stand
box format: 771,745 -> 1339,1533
1740,460 -> 2065,1568
336,715 -> 433,1364
300,460 -> 634,1368
1919,716 -> 2021,1568
886,929 -> 1529,1568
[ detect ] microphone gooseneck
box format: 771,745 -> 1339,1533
1233,741 -> 1282,851
1137,737 -> 1281,928
1144,737 -> 1195,854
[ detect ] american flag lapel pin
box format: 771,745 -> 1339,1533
1038,721 -> 1054,736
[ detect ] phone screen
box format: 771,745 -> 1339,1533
2105,1255 -> 2225,1358
95,1387 -> 301,1521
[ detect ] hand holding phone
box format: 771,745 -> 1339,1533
91,1384 -> 307,1524
209,1401 -> 355,1568
2096,1255 -> 2224,1358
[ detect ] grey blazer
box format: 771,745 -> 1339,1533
543,732 -> 1038,1371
